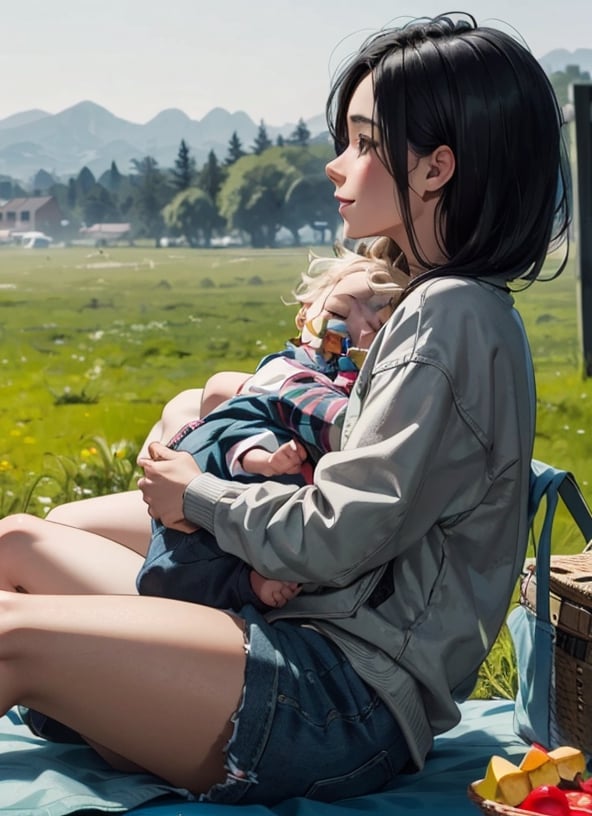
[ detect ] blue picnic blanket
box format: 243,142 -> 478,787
0,699 -> 526,816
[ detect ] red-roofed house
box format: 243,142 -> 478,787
0,196 -> 63,238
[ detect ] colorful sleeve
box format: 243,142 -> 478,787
269,369 -> 348,457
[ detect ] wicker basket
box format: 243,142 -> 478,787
523,551 -> 592,754
467,784 -> 550,815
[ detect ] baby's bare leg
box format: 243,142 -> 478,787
138,388 -> 204,459
139,372 -> 250,461
200,371 -> 251,416
158,388 -> 204,444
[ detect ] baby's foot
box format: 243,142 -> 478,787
249,571 -> 301,608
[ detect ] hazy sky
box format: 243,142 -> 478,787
1,0 -> 589,125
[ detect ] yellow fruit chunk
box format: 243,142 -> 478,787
520,746 -> 550,772
473,755 -> 531,806
519,746 -> 561,788
547,746 -> 586,780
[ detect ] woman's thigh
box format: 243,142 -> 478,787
0,591 -> 246,794
204,606 -> 411,806
46,490 -> 151,555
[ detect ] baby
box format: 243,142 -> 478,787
137,238 -> 409,611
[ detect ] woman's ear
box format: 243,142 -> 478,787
424,145 -> 455,191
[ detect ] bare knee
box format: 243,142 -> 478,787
0,513 -> 43,539
201,372 -> 250,416
0,514 -> 45,592
160,389 -> 202,431
0,513 -> 48,560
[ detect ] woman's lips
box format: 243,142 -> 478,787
336,197 -> 354,214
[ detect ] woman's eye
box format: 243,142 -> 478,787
357,134 -> 374,156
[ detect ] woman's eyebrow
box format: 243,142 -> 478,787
349,114 -> 379,128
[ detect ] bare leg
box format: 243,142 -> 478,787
46,491 -> 151,556
138,388 -> 204,459
0,513 -> 246,792
0,590 -> 246,794
200,372 -> 250,416
0,513 -> 144,594
159,388 -> 203,440
47,378 -> 246,554
138,372 -> 249,463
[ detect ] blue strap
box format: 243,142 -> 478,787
529,459 -> 592,625
514,307 -> 592,626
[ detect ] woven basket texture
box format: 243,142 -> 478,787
467,785 -> 554,815
546,553 -> 592,754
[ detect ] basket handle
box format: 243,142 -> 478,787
530,460 -> 592,625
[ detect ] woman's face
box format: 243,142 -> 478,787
325,73 -> 401,241
326,72 -> 452,272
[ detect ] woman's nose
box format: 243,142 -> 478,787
326,157 -> 345,186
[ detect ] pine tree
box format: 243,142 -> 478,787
76,166 -> 96,196
288,118 -> 311,147
130,156 -> 170,246
225,131 -> 246,165
252,120 -> 272,155
172,139 -> 196,191
107,160 -> 123,191
67,178 -> 77,210
198,150 -> 225,202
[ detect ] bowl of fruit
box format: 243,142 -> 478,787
468,745 -> 592,815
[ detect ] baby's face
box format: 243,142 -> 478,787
300,270 -> 394,351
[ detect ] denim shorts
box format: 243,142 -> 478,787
202,605 -> 411,805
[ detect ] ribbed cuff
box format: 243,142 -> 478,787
182,472 -> 235,532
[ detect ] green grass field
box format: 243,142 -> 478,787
0,242 -> 590,532
0,244 -> 310,504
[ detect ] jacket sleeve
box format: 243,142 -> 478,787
183,355 -> 488,587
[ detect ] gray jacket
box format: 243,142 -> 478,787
184,276 -> 534,770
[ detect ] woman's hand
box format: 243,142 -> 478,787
137,442 -> 201,532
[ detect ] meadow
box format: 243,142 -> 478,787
1,242 -> 589,525
0,242 -> 590,697
0,244 -> 310,511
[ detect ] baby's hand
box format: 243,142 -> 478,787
267,439 -> 308,476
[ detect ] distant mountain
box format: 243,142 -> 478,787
0,101 -> 328,184
538,48 -> 592,74
0,109 -> 50,131
4,45 -> 586,185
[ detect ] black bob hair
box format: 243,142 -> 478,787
326,13 -> 571,286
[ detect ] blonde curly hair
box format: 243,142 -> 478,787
290,237 -> 410,308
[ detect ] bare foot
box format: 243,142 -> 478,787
249,571 -> 301,608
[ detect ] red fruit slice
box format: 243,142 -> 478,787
520,785 -> 570,816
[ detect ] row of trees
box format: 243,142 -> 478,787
2,64 -> 588,249
29,118 -> 339,248
157,119 -> 339,247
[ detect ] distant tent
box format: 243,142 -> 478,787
79,223 -> 131,245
